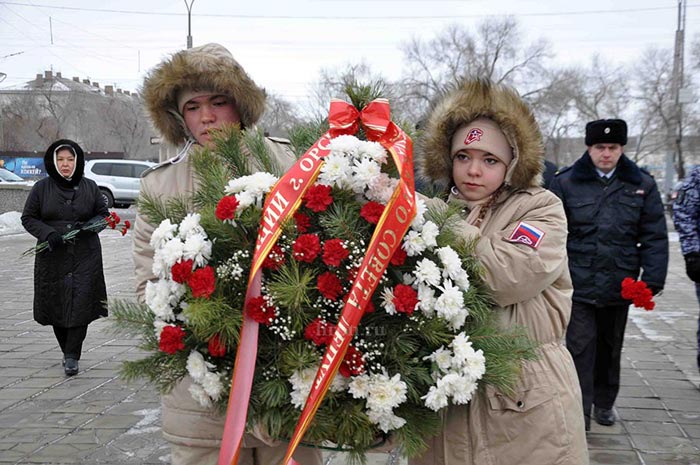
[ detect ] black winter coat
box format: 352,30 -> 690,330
549,152 -> 668,306
21,140 -> 109,327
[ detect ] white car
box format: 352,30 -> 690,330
0,168 -> 32,185
84,159 -> 155,208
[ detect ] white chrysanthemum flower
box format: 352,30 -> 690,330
437,372 -> 462,396
188,382 -> 213,408
178,213 -> 204,240
348,374 -> 371,399
413,258 -> 442,287
329,134 -> 362,156
450,332 -> 473,363
448,310 -> 468,331
160,238 -> 185,269
427,347 -> 453,372
289,367 -> 318,409
423,385 -> 449,411
380,287 -> 396,315
462,349 -> 487,382
246,172 -> 278,198
449,375 -> 477,404
186,350 -> 213,383
367,409 -> 406,433
410,198 -> 427,230
150,219 -> 178,249
318,152 -> 352,188
202,371 -> 224,400
454,270 -> 471,292
402,230 -> 427,257
421,221 -> 439,249
366,373 -> 407,412
362,140 -> 388,164
145,280 -> 176,321
351,157 -> 382,193
330,373 -> 349,393
437,247 -> 462,279
417,284 -> 437,317
182,234 -> 212,267
235,191 -> 255,210
435,280 -> 466,328
365,173 -> 396,204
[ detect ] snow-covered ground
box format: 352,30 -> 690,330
0,211 -> 24,236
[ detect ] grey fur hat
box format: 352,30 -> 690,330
141,43 -> 266,146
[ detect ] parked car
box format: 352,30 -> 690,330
84,159 -> 155,208
0,168 -> 32,185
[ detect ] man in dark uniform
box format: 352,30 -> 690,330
550,119 -> 669,431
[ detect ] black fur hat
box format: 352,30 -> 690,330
585,119 -> 627,146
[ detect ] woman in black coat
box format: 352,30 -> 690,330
21,139 -> 109,376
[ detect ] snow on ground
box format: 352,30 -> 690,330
0,211 -> 24,236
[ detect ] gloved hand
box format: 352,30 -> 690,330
46,232 -> 64,251
685,252 -> 700,283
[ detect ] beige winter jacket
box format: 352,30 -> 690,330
411,79 -> 588,465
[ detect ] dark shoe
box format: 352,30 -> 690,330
584,415 -> 591,432
64,358 -> 79,376
594,407 -> 615,426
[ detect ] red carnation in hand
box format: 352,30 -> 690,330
188,265 -> 216,298
246,296 -> 277,325
317,271 -> 343,300
304,184 -> 333,212
393,284 -> 418,315
215,195 -> 240,221
263,245 -> 286,270
621,278 -> 655,311
159,325 -> 186,354
339,345 -> 365,377
360,201 -> 385,224
390,247 -> 407,266
322,239 -> 349,267
294,212 -> 311,233
171,259 -> 194,284
303,318 -> 335,346
208,333 -> 227,357
292,234 -> 321,263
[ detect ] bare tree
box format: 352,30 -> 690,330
259,93 -> 304,138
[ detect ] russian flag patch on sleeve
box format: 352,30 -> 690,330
507,221 -> 545,249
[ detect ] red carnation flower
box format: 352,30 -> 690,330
304,184 -> 333,212
294,212 -> 311,233
317,271 -> 343,300
124,220 -> 131,229
360,201 -> 385,224
393,284 -> 418,315
303,318 -> 335,346
215,195 -> 240,221
621,278 -> 655,311
171,259 -> 194,284
208,333 -> 227,357
292,234 -> 321,263
390,247 -> 407,266
339,345 -> 365,377
322,239 -> 349,267
188,265 -> 216,298
246,296 -> 277,325
159,325 -> 186,354
263,245 -> 286,270
120,226 -> 128,236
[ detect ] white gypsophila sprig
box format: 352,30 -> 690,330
177,213 -> 205,240
150,219 -> 178,250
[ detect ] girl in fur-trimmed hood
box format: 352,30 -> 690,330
411,80 -> 589,465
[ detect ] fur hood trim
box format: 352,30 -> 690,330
141,43 -> 266,146
419,79 -> 544,191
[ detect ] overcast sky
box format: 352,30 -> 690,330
0,0 -> 698,107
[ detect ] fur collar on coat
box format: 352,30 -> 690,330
141,43 -> 266,146
419,79 -> 544,193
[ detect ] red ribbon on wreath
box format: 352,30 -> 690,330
621,277 -> 655,311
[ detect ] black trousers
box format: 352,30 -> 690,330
52,325 -> 88,360
566,302 -> 629,419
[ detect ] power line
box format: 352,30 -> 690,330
0,1 -> 698,20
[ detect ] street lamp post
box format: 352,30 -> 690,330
184,0 -> 195,49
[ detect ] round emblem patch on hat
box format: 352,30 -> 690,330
604,127 -> 611,134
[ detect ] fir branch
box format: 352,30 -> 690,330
278,340 -> 321,375
266,260 -> 315,312
108,299 -> 156,340
209,124 -> 250,176
183,298 -> 242,347
243,129 -> 284,176
344,80 -> 386,111
120,352 -> 188,394
191,149 -> 233,209
287,121 -> 328,158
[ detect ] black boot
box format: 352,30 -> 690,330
64,358 -> 79,376
594,406 -> 615,426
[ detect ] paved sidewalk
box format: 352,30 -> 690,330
1,224 -> 700,464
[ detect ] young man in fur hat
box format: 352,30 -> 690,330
133,43 -> 322,465
550,119 -> 669,431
